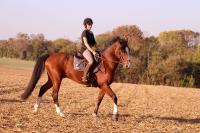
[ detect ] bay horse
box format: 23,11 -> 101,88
21,36 -> 130,121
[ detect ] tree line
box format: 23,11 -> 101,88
0,26 -> 200,88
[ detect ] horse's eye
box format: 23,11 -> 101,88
121,48 -> 126,53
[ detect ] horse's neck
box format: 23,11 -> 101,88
102,45 -> 119,73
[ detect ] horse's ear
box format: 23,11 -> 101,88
125,37 -> 128,42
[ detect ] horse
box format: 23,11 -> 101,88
21,36 -> 130,121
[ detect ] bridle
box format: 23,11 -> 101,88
97,51 -> 130,66
94,40 -> 131,67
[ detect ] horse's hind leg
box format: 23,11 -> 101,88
50,75 -> 64,117
34,77 -> 52,113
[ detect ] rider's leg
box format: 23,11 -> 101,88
82,49 -> 94,82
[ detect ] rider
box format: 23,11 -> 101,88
81,18 -> 98,83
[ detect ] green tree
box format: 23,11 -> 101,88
95,32 -> 113,51
53,38 -> 74,52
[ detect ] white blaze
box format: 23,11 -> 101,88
125,47 -> 131,67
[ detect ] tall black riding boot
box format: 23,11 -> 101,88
82,64 -> 92,83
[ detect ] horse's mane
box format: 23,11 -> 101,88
110,36 -> 121,45
110,36 -> 128,48
100,36 -> 128,53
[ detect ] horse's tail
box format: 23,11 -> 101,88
21,54 -> 50,100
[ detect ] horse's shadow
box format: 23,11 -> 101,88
65,112 -> 91,116
140,115 -> 200,124
65,112 -> 131,120
0,98 -> 25,103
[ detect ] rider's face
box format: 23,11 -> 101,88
86,24 -> 92,30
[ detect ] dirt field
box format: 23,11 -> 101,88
1,67 -> 200,133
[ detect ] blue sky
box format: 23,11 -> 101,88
0,0 -> 200,41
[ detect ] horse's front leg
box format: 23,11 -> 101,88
92,88 -> 105,117
102,84 -> 118,121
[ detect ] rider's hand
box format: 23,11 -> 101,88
93,51 -> 100,60
92,51 -> 97,55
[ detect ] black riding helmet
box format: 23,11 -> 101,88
83,18 -> 93,26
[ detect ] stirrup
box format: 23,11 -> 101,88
82,76 -> 88,83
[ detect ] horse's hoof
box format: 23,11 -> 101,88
59,112 -> 65,117
33,110 -> 38,114
112,114 -> 118,121
33,108 -> 38,113
33,105 -> 39,113
92,113 -> 98,117
33,111 -> 38,114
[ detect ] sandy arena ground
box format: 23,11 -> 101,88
1,67 -> 200,132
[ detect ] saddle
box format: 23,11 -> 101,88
73,51 -> 103,87
73,51 -> 101,73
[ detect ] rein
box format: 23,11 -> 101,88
98,54 -> 126,66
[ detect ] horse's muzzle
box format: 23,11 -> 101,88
124,60 -> 130,68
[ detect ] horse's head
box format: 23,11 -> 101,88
111,36 -> 131,68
